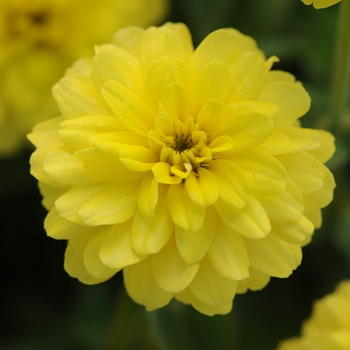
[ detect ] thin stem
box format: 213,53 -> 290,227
330,0 -> 350,132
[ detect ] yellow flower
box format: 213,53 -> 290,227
301,0 -> 341,9
0,0 -> 168,157
278,281 -> 350,350
28,22 -> 335,316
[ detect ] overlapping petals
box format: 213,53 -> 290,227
29,22 -> 335,315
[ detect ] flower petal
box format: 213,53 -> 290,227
215,195 -> 271,239
119,146 -> 158,172
99,220 -> 146,269
84,229 -> 120,279
189,256 -> 237,306
164,82 -> 191,122
236,268 -> 270,293
64,231 -> 108,285
175,206 -> 217,264
137,172 -> 158,219
257,82 -> 311,129
185,167 -> 219,206
152,162 -> 182,185
132,186 -> 174,255
208,219 -> 250,280
123,257 -> 174,311
102,81 -> 155,135
210,159 -> 250,208
167,183 -> 206,232
197,99 -> 224,135
152,237 -> 199,293
244,235 -> 302,278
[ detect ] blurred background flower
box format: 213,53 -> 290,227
0,0 -> 169,157
1,0 -> 349,349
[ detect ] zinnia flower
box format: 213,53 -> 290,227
28,22 -> 336,316
278,281 -> 350,349
301,0 -> 341,9
0,0 -> 168,156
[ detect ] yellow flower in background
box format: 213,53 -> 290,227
0,0 -> 169,157
278,281 -> 350,350
28,22 -> 335,316
301,0 -> 341,9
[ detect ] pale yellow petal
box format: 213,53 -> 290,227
218,112 -> 273,150
189,256 -> 237,306
102,81 -> 155,135
123,257 -> 174,310
265,70 -> 296,84
175,206 -> 217,264
64,231 -> 108,285
236,267 -> 271,293
197,99 -> 224,135
152,162 -> 182,184
192,61 -> 231,116
283,126 -> 321,151
233,150 -> 287,195
257,82 -> 311,129
257,178 -> 303,223
208,219 -> 250,280
84,229 -> 120,279
91,44 -> 143,95
307,130 -> 336,164
276,151 -> 325,194
210,159 -> 250,208
43,146 -> 94,185
119,145 -> 158,172
152,237 -> 199,293
39,182 -> 68,210
185,167 -> 219,206
244,235 -> 302,278
164,83 -> 191,122
136,172 -> 158,219
45,207 -> 92,240
99,220 -> 146,269
215,195 -> 271,239
304,208 -> 322,229
167,183 -> 206,232
111,27 -> 144,59
132,186 -> 174,255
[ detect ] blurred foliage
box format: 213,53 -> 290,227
1,0 -> 349,349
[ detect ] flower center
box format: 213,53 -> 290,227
173,134 -> 193,152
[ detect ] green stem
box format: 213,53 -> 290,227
330,0 -> 350,132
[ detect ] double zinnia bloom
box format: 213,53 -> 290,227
278,281 -> 350,349
29,22 -> 335,315
0,0 -> 168,156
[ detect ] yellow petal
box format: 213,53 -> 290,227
92,131 -> 148,155
276,151 -> 325,194
64,231 -> 108,285
236,268 -> 270,293
175,206 -> 217,264
215,195 -> 271,239
210,159 -> 250,208
39,182 -> 68,210
256,129 -> 300,156
152,162 -> 182,185
152,237 -> 199,293
233,150 -> 287,195
102,81 -> 155,135
307,130 -> 335,164
301,0 -> 341,9
99,220 -> 146,269
208,219 -> 250,280
58,115 -> 124,150
123,257 -> 174,310
77,147 -> 143,184
192,61 -> 231,116
283,126 -> 321,151
257,82 -> 311,129
197,99 -> 224,135
45,207 -> 91,240
91,44 -> 143,95
119,145 -> 158,172
304,208 -> 322,229
84,229 -> 120,279
191,28 -> 259,77
111,27 -> 143,59
185,167 -> 219,206
244,235 -> 302,278
137,172 -> 158,219
78,182 -> 139,226
43,146 -> 94,185
189,256 -> 237,306
303,165 -> 335,209
163,82 -> 191,122
257,178 -> 303,223
167,183 -> 206,232
227,51 -> 267,102
272,215 -> 314,244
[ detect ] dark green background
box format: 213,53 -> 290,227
1,0 -> 349,349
